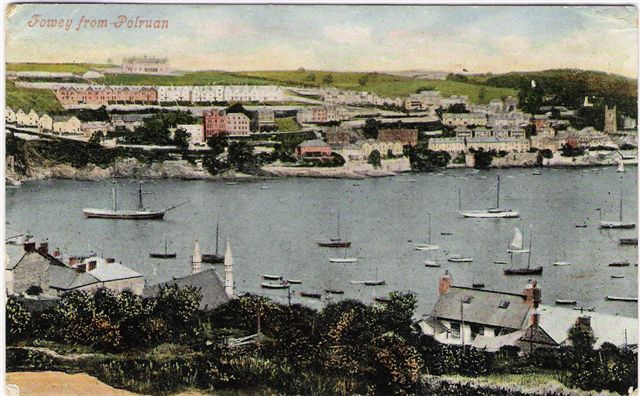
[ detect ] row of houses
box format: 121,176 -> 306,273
52,84 -> 286,107
323,88 -> 404,108
296,105 -> 353,124
416,271 -> 637,353
453,126 -> 526,139
6,108 -> 83,135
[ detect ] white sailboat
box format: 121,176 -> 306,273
600,178 -> 636,229
459,175 -> 519,218
617,160 -> 626,173
415,214 -> 440,250
329,230 -> 358,263
507,227 -> 530,254
553,246 -> 571,266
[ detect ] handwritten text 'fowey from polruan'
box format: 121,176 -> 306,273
27,15 -> 169,31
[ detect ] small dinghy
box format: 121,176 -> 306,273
262,274 -> 283,280
556,299 -> 577,305
325,289 -> 345,294
572,306 -> 595,312
575,223 -> 588,228
609,261 -> 630,267
619,238 -> 638,245
553,261 -> 571,266
299,291 -> 321,299
441,232 -> 453,236
472,283 -> 485,289
364,280 -> 386,286
424,260 -> 441,267
286,279 -> 302,284
374,296 -> 391,303
261,282 -> 289,289
329,257 -> 358,263
349,280 -> 366,285
606,296 -> 638,302
611,275 -> 625,279
493,260 -> 508,265
448,255 -> 473,263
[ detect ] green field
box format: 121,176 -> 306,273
6,62 -> 113,73
102,71 -> 272,86
274,117 -> 301,132
239,70 -> 517,103
5,79 -> 63,113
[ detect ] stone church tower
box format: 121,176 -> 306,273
604,105 -> 617,134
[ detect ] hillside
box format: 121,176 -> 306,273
6,62 -> 114,73
238,70 -> 517,103
5,79 -> 64,113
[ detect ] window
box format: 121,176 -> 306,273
498,300 -> 510,309
450,323 -> 461,338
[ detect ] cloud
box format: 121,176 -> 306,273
322,23 -> 371,45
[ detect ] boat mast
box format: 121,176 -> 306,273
112,183 -> 117,211
458,188 -> 462,210
619,178 -> 624,222
527,230 -> 533,269
337,210 -> 341,240
164,237 -> 168,255
138,181 -> 144,210
428,214 -> 432,244
215,222 -> 220,255
496,174 -> 500,209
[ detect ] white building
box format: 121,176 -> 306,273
121,56 -> 170,75
52,116 -> 82,134
226,113 -> 251,136
442,112 -> 488,127
16,109 -> 40,127
175,124 -> 205,147
38,114 -> 53,132
428,136 -> 530,153
5,108 -> 16,123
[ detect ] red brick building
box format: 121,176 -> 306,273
203,109 -> 228,138
296,139 -> 332,157
55,86 -> 157,107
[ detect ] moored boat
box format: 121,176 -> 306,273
606,296 -> 638,302
364,280 -> 386,286
262,274 -> 283,280
553,261 -> 571,266
572,306 -> 595,312
325,289 -> 345,294
287,279 -> 302,284
493,260 -> 508,265
459,175 -> 519,219
448,255 -> 473,263
202,222 -> 224,263
318,210 -> 352,247
329,257 -> 358,263
504,266 -> 543,275
609,261 -> 630,267
299,291 -> 321,299
599,178 -> 636,229
149,237 -> 176,259
261,282 -> 289,289
507,227 -> 530,254
611,275 -> 625,279
619,238 -> 638,245
424,260 -> 441,267
374,296 -> 391,303
472,283 -> 485,288
415,214 -> 440,251
555,299 -> 577,305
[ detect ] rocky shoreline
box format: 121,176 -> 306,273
6,151 -> 637,185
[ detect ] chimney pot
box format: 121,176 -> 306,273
24,241 -> 36,252
438,270 -> 453,295
37,242 -> 49,256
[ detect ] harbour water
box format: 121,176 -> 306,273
6,166 -> 638,317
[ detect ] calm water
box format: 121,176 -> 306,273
6,167 -> 638,317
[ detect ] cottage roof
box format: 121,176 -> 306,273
143,268 -> 229,310
430,286 -> 530,330
298,139 -> 330,148
48,265 -> 91,290
537,305 -> 638,348
88,261 -> 143,282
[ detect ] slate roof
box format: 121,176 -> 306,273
48,265 -> 88,290
430,286 -> 530,330
143,268 -> 229,311
89,262 -> 142,282
538,305 -> 638,348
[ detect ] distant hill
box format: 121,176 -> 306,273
6,62 -> 114,73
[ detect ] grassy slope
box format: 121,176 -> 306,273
239,70 -> 517,103
5,79 -> 63,113
102,71 -> 272,86
6,63 -> 114,73
274,117 -> 301,132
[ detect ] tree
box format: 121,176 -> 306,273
375,291 -> 417,339
560,143 -> 585,157
227,141 -> 258,173
7,297 -> 31,344
88,131 -> 104,146
173,128 -> 191,150
322,74 -> 334,85
518,82 -> 545,114
371,334 -> 422,395
305,73 -> 316,82
470,148 -> 495,169
568,322 -> 596,355
478,87 -> 487,103
405,145 -> 451,171
203,134 -> 229,175
358,75 -> 369,86
368,150 -> 381,168
362,118 -> 380,139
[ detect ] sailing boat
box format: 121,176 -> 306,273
600,178 -> 636,229
459,175 -> 519,218
553,245 -> 571,266
318,210 -> 352,247
149,237 -> 176,259
83,181 -> 187,220
415,214 -> 440,250
617,160 -> 626,173
202,222 -> 224,263
364,268 -> 386,286
504,229 -> 543,275
329,237 -> 357,263
507,227 -> 529,254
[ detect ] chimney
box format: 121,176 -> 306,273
192,239 -> 201,274
106,258 -> 115,263
224,241 -> 234,298
530,309 -> 540,327
576,316 -> 591,328
37,241 -> 49,256
523,279 -> 541,308
24,241 -> 36,253
53,248 -> 62,258
438,270 -> 453,294
86,260 -> 97,272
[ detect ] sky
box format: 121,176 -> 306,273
5,4 -> 639,77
